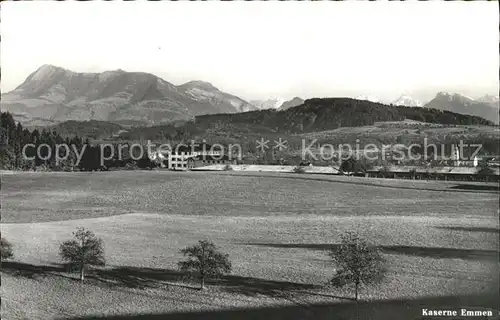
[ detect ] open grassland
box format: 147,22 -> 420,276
2,171 -> 499,223
1,171 -> 499,319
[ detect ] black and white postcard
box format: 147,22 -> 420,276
1,1 -> 499,319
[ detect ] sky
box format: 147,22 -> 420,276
1,1 -> 498,102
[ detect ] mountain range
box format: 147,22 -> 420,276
249,97 -> 285,110
117,97 -> 493,143
424,92 -> 499,123
356,95 -> 425,107
477,94 -> 499,106
1,65 -> 257,127
391,95 -> 423,107
195,97 -> 494,131
1,64 -> 498,126
355,93 -> 498,123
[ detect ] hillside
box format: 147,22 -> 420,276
1,65 -> 254,126
194,98 -> 493,133
478,94 -> 499,106
424,92 -> 499,124
46,120 -> 125,140
116,98 -> 497,154
178,81 -> 257,113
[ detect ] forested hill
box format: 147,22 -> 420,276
193,98 -> 494,133
46,120 -> 125,140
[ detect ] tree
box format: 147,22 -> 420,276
477,159 -> 494,177
59,227 -> 105,281
1,237 -> 14,260
329,231 -> 386,302
409,168 -> 417,180
178,240 -> 232,290
378,165 -> 391,178
136,152 -> 156,170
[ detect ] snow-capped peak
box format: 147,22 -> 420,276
392,95 -> 422,107
478,94 -> 500,104
272,96 -> 285,109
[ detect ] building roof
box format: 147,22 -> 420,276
367,165 -> 500,175
190,154 -> 232,161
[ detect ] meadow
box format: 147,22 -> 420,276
1,171 -> 499,319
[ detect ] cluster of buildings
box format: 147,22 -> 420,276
148,145 -> 236,170
363,166 -> 499,182
147,142 -> 499,181
366,145 -> 500,181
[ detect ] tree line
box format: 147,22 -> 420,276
3,109 -> 498,171
1,112 -> 156,171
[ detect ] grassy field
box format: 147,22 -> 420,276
1,171 -> 499,319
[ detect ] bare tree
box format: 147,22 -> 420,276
59,227 -> 105,281
178,240 -> 232,290
329,231 -> 386,302
1,237 -> 14,260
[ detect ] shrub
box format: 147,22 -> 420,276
1,237 -> 14,260
36,164 -> 51,172
223,164 -> 233,171
477,165 -> 494,176
178,240 -> 232,289
124,162 -> 138,170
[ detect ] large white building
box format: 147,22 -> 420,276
150,149 -> 223,170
